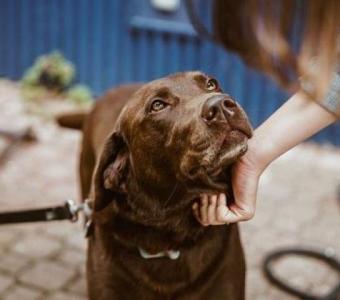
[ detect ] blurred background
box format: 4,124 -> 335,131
0,1 -> 339,299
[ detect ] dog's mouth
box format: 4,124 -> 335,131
208,129 -> 248,177
184,129 -> 249,192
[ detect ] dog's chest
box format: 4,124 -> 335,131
89,224 -> 240,297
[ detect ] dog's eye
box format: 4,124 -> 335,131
206,79 -> 219,91
150,99 -> 168,112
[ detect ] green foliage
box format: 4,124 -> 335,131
22,51 -> 75,91
66,84 -> 93,104
21,51 -> 93,107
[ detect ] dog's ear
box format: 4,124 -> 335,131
93,131 -> 129,211
103,150 -> 128,193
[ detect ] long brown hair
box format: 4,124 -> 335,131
188,0 -> 339,110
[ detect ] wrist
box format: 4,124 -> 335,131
245,91 -> 337,174
246,129 -> 276,173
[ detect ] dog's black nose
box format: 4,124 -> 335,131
201,95 -> 237,124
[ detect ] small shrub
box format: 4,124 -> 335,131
22,51 -> 75,92
66,84 -> 93,104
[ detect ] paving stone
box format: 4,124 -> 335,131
273,255 -> 339,295
3,285 -> 43,300
6,224 -> 44,236
46,291 -> 86,300
0,253 -> 30,274
0,229 -> 21,252
12,234 -> 62,258
67,276 -> 87,296
42,222 -> 81,241
0,273 -> 13,294
19,261 -> 75,290
78,263 -> 86,276
246,269 -> 271,299
300,220 -> 340,253
58,248 -> 86,268
260,287 -> 297,300
241,229 -> 300,269
65,232 -> 87,251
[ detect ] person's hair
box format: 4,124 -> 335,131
187,0 -> 339,103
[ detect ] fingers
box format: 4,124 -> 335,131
207,195 -> 225,225
192,148 -> 260,226
200,194 -> 209,225
192,202 -> 200,222
215,192 -> 255,223
192,194 -> 226,226
216,193 -> 230,223
207,195 -> 217,224
221,202 -> 255,223
192,199 -> 207,226
192,193 -> 255,226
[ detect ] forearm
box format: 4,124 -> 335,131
250,91 -> 337,170
194,91 -> 337,225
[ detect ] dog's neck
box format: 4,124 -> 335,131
94,178 -> 206,253
126,179 -> 195,224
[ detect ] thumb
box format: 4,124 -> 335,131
223,162 -> 260,223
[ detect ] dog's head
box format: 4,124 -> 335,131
94,72 -> 252,211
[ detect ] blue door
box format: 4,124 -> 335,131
0,0 -> 338,144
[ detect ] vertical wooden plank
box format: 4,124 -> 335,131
63,0 -> 74,63
6,0 -> 16,77
103,0 -> 118,88
93,0 -> 103,91
120,0 -> 133,83
77,0 -> 89,84
19,0 -> 31,73
0,1 -> 6,76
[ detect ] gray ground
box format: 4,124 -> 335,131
0,80 -> 339,300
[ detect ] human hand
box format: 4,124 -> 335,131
192,90 -> 338,225
192,142 -> 264,225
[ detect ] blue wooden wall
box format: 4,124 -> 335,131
0,0 -> 338,145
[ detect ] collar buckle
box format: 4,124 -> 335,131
138,247 -> 180,260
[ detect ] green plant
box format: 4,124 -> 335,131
22,51 -> 75,91
66,84 -> 93,104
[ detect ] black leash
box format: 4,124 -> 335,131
263,247 -> 340,300
0,200 -> 91,225
0,129 -> 92,227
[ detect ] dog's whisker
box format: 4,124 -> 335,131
164,182 -> 179,206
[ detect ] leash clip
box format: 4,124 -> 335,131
65,199 -> 92,223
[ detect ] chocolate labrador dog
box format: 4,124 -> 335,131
78,71 -> 252,300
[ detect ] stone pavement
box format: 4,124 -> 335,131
0,80 -> 339,299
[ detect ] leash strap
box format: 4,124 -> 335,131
0,200 -> 78,225
263,247 -> 340,300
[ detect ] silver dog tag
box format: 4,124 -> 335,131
138,247 -> 180,260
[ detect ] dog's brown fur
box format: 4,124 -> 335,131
79,72 -> 252,300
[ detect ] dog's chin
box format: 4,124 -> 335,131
184,131 -> 249,193
211,141 -> 248,176
203,138 -> 248,190
209,128 -> 248,171
186,147 -> 246,194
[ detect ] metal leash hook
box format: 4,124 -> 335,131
66,199 -> 94,237
66,199 -> 93,223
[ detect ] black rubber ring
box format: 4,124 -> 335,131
262,248 -> 340,300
